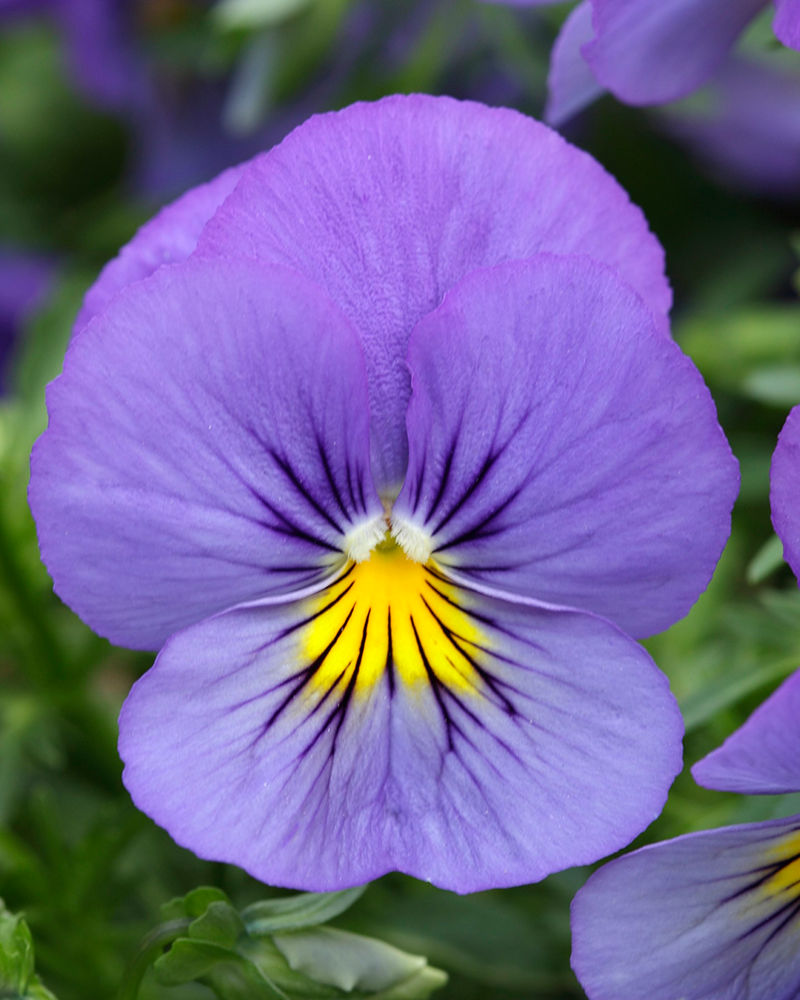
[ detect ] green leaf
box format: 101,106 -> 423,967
0,900 -> 57,998
154,939 -> 245,986
161,886 -> 233,922
189,901 -> 246,949
273,927 -> 428,994
242,887 -> 366,936
213,0 -> 314,30
371,965 -> 447,1000
747,534 -> 786,585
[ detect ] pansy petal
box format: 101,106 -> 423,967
393,257 -> 737,639
775,0 -> 800,49
692,669 -> 800,794
74,161 -> 246,334
30,258 -> 382,651
545,2 -> 606,126
572,815 -> 800,1000
584,0 -> 767,105
771,404 -> 800,580
119,548 -> 682,893
197,94 -> 671,490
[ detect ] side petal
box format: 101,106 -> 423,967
692,669 -> 800,794
572,815 -> 800,1000
392,257 -> 738,639
775,0 -> 800,49
771,404 -> 800,580
30,258 -> 382,651
119,552 -> 683,893
545,1 -> 606,126
74,161 -> 246,334
585,0 -> 767,105
196,94 -> 671,490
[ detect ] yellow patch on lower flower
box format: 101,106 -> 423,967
301,535 -> 487,697
763,828 -> 800,897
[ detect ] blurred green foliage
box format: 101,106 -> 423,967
2,1 -> 800,998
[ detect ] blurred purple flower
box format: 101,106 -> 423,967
534,0 -> 800,123
570,410 -> 800,999
30,95 -> 738,892
660,58 -> 800,198
0,250 -> 53,392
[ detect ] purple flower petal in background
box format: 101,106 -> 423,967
692,670 -> 800,795
570,416 -> 800,999
0,250 -> 54,392
662,57 -> 800,198
508,0 -> 800,122
572,814 -> 800,1000
545,1 -> 605,126
774,0 -> 800,49
583,0 -> 767,106
771,404 -> 800,581
30,96 -> 739,891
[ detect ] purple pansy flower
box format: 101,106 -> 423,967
29,95 -> 738,892
535,0 -> 800,124
570,406 -> 800,999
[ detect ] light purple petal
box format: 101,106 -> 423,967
662,58 -> 800,198
197,94 -> 672,490
545,1 -> 606,126
772,404 -> 800,581
572,815 -> 800,1000
393,257 -> 738,639
119,560 -> 682,892
585,0 -> 768,105
30,257 -> 382,651
692,670 -> 800,795
775,0 -> 800,49
74,161 -> 246,335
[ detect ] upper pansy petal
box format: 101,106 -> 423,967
30,257 -> 382,651
197,94 -> 671,490
545,1 -> 606,126
775,0 -> 800,49
74,161 -> 246,334
393,257 -> 737,639
771,404 -> 800,580
584,0 -> 768,105
692,669 -> 800,794
119,544 -> 682,893
572,815 -> 800,1000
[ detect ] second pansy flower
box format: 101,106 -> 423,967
30,95 -> 738,892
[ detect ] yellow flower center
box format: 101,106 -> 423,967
302,534 -> 487,698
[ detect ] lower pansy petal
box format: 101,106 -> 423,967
692,669 -> 800,795
585,0 -> 767,105
119,541 -> 682,893
31,258 -> 382,651
392,256 -> 737,640
572,815 -> 800,1000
